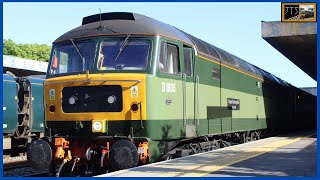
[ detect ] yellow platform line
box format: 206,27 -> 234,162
177,136 -> 304,177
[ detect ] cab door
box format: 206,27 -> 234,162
182,45 -> 196,138
156,40 -> 196,139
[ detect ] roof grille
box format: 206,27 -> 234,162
82,12 -> 135,25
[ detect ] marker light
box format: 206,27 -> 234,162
131,103 -> 139,112
49,105 -> 56,112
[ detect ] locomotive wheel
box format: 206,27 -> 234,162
250,131 -> 260,141
240,131 -> 250,144
109,140 -> 139,171
27,139 -> 52,170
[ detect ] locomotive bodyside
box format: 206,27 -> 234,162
3,73 -> 45,150
3,74 -> 19,150
29,76 -> 45,133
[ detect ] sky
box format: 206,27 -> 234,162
3,2 -> 317,88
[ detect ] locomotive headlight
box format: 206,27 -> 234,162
69,96 -> 76,105
107,95 -> 116,104
92,120 -> 107,133
93,121 -> 102,131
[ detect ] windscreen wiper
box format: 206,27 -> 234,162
114,34 -> 130,62
70,39 -> 86,69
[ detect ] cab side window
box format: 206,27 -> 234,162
159,42 -> 180,74
183,47 -> 193,76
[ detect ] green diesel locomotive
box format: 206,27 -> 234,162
27,12 -> 316,176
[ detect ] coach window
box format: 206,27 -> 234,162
183,46 -> 193,76
159,42 -> 180,74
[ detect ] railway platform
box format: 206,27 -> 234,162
97,130 -> 317,177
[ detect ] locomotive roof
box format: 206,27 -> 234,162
54,12 -> 193,44
54,12 -> 288,86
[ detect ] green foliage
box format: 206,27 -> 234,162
59,51 -> 69,65
3,39 -> 51,62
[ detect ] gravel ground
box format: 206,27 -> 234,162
3,166 -> 48,177
3,155 -> 48,177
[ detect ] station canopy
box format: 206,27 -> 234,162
261,21 -> 317,81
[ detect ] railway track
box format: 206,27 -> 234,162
4,160 -> 29,170
3,165 -> 49,177
25,172 -> 49,177
3,156 -> 48,177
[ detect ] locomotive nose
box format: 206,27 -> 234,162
27,139 -> 52,170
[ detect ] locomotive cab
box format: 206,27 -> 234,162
31,36 -> 155,174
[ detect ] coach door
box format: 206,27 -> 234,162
182,45 -> 197,138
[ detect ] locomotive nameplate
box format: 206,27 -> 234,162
227,98 -> 240,110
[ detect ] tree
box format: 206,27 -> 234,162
3,39 -> 51,62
